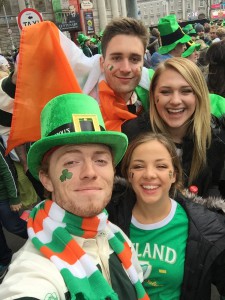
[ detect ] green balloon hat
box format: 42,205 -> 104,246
158,15 -> 191,54
28,93 -> 128,180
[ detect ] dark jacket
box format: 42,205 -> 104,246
107,179 -> 225,300
82,45 -> 93,58
0,138 -> 19,205
121,112 -> 225,198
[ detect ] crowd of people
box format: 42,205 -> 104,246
0,12 -> 225,300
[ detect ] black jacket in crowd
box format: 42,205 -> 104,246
121,112 -> 225,198
107,179 -> 225,300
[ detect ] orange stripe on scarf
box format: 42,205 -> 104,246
118,241 -> 132,269
99,80 -> 137,132
41,239 -> 85,264
81,216 -> 100,238
27,200 -> 52,232
7,21 -> 82,154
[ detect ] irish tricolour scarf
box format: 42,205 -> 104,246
27,200 -> 149,300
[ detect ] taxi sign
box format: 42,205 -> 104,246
17,8 -> 43,30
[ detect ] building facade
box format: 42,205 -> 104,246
137,0 -> 219,26
0,0 -> 127,53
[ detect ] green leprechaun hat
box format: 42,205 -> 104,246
182,40 -> 201,58
28,93 -> 128,180
90,37 -> 97,44
182,24 -> 193,34
77,33 -> 90,46
158,15 -> 191,55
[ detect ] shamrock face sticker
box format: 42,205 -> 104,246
60,169 -> 73,182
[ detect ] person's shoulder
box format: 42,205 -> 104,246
177,195 -> 225,242
211,114 -> 225,143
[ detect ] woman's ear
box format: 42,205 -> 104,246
39,170 -> 54,193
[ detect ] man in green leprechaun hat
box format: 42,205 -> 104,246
77,33 -> 93,57
0,93 -> 149,300
182,40 -> 201,63
151,14 -> 191,69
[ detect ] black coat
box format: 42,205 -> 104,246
121,112 -> 225,198
107,180 -> 225,300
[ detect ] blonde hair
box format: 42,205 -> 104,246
121,132 -> 183,197
149,57 -> 211,185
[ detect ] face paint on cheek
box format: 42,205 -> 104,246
169,170 -> 173,179
140,66 -> 142,73
60,169 -> 73,182
107,64 -> 114,71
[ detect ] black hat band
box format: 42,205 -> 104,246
161,27 -> 185,46
48,121 -> 105,137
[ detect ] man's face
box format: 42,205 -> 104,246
100,34 -> 144,101
210,29 -> 217,40
198,30 -> 204,38
170,43 -> 186,57
40,144 -> 114,217
85,40 -> 91,46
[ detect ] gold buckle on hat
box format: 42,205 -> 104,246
72,114 -> 101,132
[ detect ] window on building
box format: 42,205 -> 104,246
105,0 -> 111,10
0,0 -> 12,15
34,0 -> 47,12
143,5 -> 147,15
199,0 -> 204,7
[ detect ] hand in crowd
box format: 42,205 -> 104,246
10,203 -> 23,212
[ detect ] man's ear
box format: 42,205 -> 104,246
100,55 -> 105,72
39,170 -> 54,193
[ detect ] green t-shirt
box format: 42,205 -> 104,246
130,199 -> 188,300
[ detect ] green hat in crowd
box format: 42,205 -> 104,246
158,15 -> 191,55
28,93 -> 128,180
77,33 -> 90,46
182,24 -> 193,34
99,30 -> 104,37
182,24 -> 197,36
188,28 -> 197,35
90,37 -> 97,44
182,40 -> 201,58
